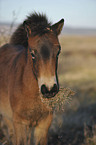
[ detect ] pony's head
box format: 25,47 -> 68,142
23,14 -> 64,98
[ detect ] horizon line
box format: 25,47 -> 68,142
0,21 -> 96,30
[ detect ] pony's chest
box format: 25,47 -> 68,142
20,100 -> 50,124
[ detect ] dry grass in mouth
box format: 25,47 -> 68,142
40,88 -> 75,112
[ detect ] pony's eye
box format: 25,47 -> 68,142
30,50 -> 35,60
31,52 -> 35,60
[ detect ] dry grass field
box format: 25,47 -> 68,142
0,34 -> 96,144
59,36 -> 96,106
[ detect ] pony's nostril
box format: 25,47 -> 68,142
41,84 -> 48,95
50,84 -> 58,94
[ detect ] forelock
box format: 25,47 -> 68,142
25,12 -> 52,36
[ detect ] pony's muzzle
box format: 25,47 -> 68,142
41,83 -> 59,98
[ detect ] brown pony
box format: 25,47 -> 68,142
0,13 -> 64,145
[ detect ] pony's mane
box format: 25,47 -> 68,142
10,13 -> 51,48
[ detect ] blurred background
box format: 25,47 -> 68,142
0,0 -> 96,144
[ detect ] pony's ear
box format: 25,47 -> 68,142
51,19 -> 64,35
23,21 -> 31,37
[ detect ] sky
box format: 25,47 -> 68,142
0,0 -> 96,28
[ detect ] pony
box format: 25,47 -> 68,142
0,13 -> 64,145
